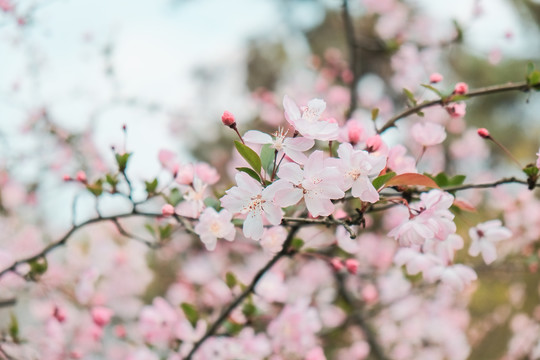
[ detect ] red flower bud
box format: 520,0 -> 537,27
477,128 -> 490,139
221,111 -> 236,127
345,259 -> 359,274
161,204 -> 175,217
454,82 -> 468,95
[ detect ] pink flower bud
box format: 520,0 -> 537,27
477,128 -> 490,139
454,82 -> 468,95
445,103 -> 467,118
348,124 -> 362,145
345,259 -> 359,274
429,72 -> 443,83
91,306 -> 113,327
330,257 -> 344,271
162,204 -> 175,217
221,111 -> 236,126
75,171 -> 87,183
366,135 -> 382,152
63,174 -> 71,181
361,284 -> 379,304
53,306 -> 67,323
326,117 -> 338,124
114,325 -> 127,338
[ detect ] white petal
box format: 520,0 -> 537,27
243,130 -> 273,144
283,95 -> 301,125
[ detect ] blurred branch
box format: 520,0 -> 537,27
335,273 -> 389,360
342,0 -> 359,118
0,210 -> 192,279
377,81 -> 532,134
185,224 -> 301,360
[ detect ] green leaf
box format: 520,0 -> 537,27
403,88 -> 417,106
9,313 -> 19,343
28,257 -> 48,275
234,141 -> 261,174
168,188 -> 183,207
448,175 -> 466,186
260,144 -> 275,175
145,178 -> 158,194
115,152 -> 132,172
420,84 -> 443,97
105,174 -> 118,187
527,62 -> 535,77
528,70 -> 540,87
291,238 -> 304,251
242,303 -> 257,317
236,167 -> 261,183
433,173 -> 449,187
523,164 -> 539,177
232,218 -> 244,226
372,172 -> 396,190
144,224 -> 156,237
86,179 -> 103,197
225,272 -> 237,289
159,224 -> 173,240
203,197 -> 221,210
449,94 -> 469,102
371,108 -> 379,121
180,303 -> 199,327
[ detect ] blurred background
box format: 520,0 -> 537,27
1,0 -> 540,357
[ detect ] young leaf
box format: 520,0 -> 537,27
523,164 -> 539,177
236,167 -> 261,183
448,174 -> 466,186
385,173 -> 440,189
403,88 -> 417,106
242,303 -> 257,317
291,238 -> 304,251
9,313 -> 19,343
420,84 -> 444,97
144,224 -> 157,237
371,108 -> 379,121
180,303 -> 199,327
203,197 -> 221,210
168,188 -> 183,207
225,271 -> 237,289
86,179 -> 103,197
115,152 -> 132,172
372,172 -> 396,190
145,178 -> 159,194
234,141 -> 261,174
260,144 -> 275,175
433,173 -> 449,187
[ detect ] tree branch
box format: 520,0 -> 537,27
377,81 -> 532,134
185,224 -> 301,359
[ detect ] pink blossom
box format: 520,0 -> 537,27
76,171 -> 87,182
387,145 -> 417,174
194,208 -> 236,251
331,143 -> 386,203
91,306 -> 113,327
365,135 -> 382,152
424,264 -> 477,291
468,220 -> 512,264
260,226 -> 287,253
175,177 -> 208,218
305,347 -> 327,360
345,259 -> 359,274
429,72 -> 443,83
161,204 -> 175,217
220,172 -> 286,240
283,95 -> 339,141
273,151 -> 344,217
411,122 -> 447,147
535,147 -> 540,168
330,258 -> 345,271
394,248 -> 442,275
446,103 -> 467,118
361,284 -> 379,304
243,128 -> 314,164
454,82 -> 469,94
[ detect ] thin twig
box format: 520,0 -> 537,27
111,218 -> 160,248
377,81 -> 532,134
185,224 -> 301,359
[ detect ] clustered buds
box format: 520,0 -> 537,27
330,257 -> 359,274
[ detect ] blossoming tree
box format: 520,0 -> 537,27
1,0 -> 540,359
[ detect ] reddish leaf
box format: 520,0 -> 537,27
453,199 -> 477,212
385,173 -> 440,189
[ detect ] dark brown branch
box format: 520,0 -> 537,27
377,81 -> 532,134
185,224 -> 301,360
342,0 -> 360,118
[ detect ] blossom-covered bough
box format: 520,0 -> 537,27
2,0 -> 540,359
